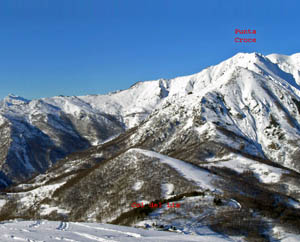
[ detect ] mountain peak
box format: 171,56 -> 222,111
2,94 -> 30,106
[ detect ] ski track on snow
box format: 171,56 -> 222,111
0,220 -> 231,241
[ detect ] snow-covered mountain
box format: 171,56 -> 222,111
1,52 -> 300,240
2,52 -> 300,185
0,80 -> 168,186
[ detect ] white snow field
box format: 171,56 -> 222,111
0,220 -> 232,242
130,148 -> 217,191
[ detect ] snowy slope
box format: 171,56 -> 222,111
130,148 -> 217,191
0,220 -> 231,242
267,53 -> 300,87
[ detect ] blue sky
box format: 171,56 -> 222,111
0,0 -> 299,100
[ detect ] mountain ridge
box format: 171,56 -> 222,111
1,52 -> 300,240
1,51 -> 300,186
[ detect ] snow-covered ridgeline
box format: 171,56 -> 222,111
0,52 -> 300,185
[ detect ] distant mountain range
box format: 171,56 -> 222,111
1,52 -> 300,240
